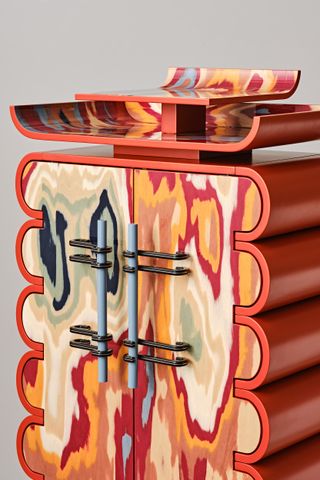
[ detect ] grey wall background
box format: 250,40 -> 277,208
1,0 -> 320,477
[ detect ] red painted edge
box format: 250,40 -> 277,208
16,153 -> 45,479
17,285 -> 44,352
234,389 -> 270,464
17,415 -> 44,480
16,220 -> 44,285
232,165 -> 273,476
234,316 -> 270,391
16,151 -> 271,478
234,241 -> 271,316
17,350 -> 44,417
235,462 -> 263,480
234,166 -> 270,242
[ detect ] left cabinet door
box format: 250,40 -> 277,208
18,160 -> 134,480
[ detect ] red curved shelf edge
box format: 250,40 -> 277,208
10,101 -> 320,154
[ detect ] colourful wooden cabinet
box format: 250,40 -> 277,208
13,68 -> 320,480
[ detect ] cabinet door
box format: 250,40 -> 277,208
133,169 -> 261,480
20,161 -> 133,479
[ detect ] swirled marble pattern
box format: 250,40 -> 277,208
162,67 -> 299,94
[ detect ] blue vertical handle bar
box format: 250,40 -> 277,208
97,219 -> 108,382
128,223 -> 138,388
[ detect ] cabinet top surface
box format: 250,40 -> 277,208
37,145 -> 320,168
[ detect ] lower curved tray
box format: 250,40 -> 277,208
10,101 -> 320,153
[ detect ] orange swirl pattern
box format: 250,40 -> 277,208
162,67 -> 300,95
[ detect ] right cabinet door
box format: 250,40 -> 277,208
133,169 -> 261,480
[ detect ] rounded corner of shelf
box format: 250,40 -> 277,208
10,105 -> 35,140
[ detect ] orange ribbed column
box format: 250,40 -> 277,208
234,159 -> 320,479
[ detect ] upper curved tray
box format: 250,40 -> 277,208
76,68 -> 301,105
10,101 -> 320,153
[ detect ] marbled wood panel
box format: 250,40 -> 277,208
21,162 -> 133,480
133,170 -> 261,480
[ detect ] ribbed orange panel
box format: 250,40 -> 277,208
234,155 -> 320,479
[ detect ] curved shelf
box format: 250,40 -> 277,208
76,67 -> 301,105
10,101 -> 320,153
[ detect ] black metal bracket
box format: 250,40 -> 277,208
69,253 -> 112,269
69,325 -> 113,358
123,354 -> 188,367
123,338 -> 189,352
123,265 -> 189,276
123,249 -> 189,261
123,248 -> 190,276
70,325 -> 112,342
122,337 -> 190,367
70,239 -> 112,254
69,239 -> 113,269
